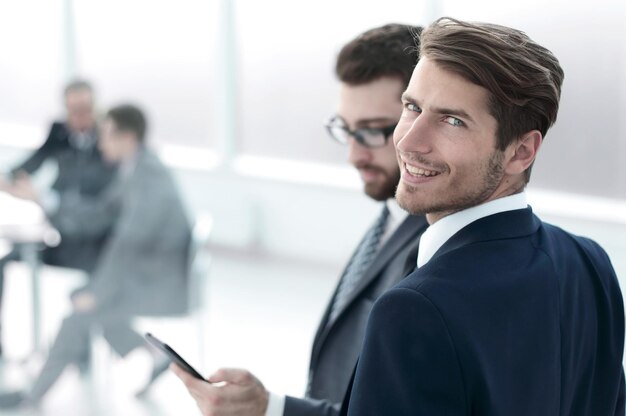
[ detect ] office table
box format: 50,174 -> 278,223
0,192 -> 60,353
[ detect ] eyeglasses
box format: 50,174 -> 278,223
324,116 -> 397,148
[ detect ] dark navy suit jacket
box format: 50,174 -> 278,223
342,208 -> 624,415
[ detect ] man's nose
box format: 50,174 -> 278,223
348,137 -> 372,166
395,116 -> 432,155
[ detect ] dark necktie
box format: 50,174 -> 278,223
328,205 -> 390,323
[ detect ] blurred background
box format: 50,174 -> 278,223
0,0 -> 624,414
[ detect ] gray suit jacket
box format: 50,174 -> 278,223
284,213 -> 428,416
50,148 -> 191,315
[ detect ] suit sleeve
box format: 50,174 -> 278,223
84,184 -> 155,305
87,171 -> 189,306
107,176 -> 182,249
11,122 -> 64,176
346,287 -> 466,416
284,396 -> 340,416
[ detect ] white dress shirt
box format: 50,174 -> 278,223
265,198 -> 409,416
379,198 -> 409,247
416,192 -> 528,268
39,130 -> 98,214
68,129 -> 97,150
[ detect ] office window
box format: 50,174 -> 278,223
438,0 -> 626,199
73,0 -> 218,149
235,0 -> 429,165
0,1 -> 65,141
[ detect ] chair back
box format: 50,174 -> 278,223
186,212 -> 213,312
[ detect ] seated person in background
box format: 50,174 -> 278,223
0,79 -> 116,355
0,104 -> 192,409
171,24 -> 428,416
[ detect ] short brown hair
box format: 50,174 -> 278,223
420,17 -> 564,182
106,104 -> 147,143
64,79 -> 93,97
336,23 -> 422,88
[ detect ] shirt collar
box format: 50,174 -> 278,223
416,192 -> 528,268
377,198 -> 409,247
69,129 -> 97,150
119,147 -> 143,179
385,198 -> 408,223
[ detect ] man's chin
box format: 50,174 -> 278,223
364,183 -> 395,202
395,185 -> 424,214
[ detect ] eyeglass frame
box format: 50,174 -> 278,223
324,115 -> 397,149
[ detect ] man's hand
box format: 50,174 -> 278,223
0,176 -> 11,192
5,172 -> 39,203
172,364 -> 269,416
72,292 -> 97,312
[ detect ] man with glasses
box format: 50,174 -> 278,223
172,24 -> 427,416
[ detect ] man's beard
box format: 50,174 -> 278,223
363,167 -> 401,202
397,150 -> 505,216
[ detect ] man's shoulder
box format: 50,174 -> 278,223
135,149 -> 173,179
48,121 -> 69,138
534,220 -> 614,282
132,149 -> 185,203
38,121 -> 70,148
49,120 -> 67,130
391,229 -> 541,302
537,220 -> 604,253
392,215 -> 614,312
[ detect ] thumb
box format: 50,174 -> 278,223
171,363 -> 197,386
208,368 -> 255,385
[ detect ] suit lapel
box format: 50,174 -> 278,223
310,214 -> 428,367
334,214 -> 427,320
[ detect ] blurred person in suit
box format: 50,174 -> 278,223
0,104 -> 191,408
340,17 -> 624,416
172,24 -> 428,416
0,79 -> 116,355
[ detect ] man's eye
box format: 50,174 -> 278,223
443,116 -> 464,127
406,103 -> 421,113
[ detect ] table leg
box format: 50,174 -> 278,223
19,244 -> 42,354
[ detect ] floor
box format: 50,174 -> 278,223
0,246 -> 341,415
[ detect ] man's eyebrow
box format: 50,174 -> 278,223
431,106 -> 475,123
401,92 -> 415,103
354,117 -> 397,127
401,92 -> 475,124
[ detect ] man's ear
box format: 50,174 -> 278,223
504,130 -> 542,176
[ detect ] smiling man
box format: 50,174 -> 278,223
341,17 -> 625,416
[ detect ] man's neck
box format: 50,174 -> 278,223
416,192 -> 528,267
426,181 -> 526,224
